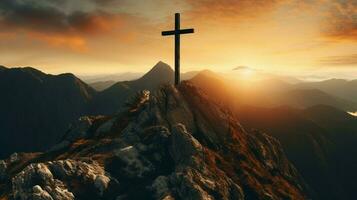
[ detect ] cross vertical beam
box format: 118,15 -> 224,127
162,13 -> 194,86
175,13 -> 180,85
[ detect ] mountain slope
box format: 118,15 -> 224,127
297,79 -> 357,103
0,67 -> 96,158
236,106 -> 337,199
237,105 -> 357,200
0,82 -> 311,200
189,71 -> 357,199
273,89 -> 357,111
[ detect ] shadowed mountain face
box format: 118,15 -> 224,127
0,67 -> 96,158
0,83 -> 310,200
190,71 -> 357,199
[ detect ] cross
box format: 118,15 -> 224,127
162,13 -> 194,85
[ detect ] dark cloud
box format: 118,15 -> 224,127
323,0 -> 357,41
319,54 -> 357,66
0,0 -> 120,34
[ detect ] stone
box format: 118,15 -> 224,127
10,152 -> 19,163
0,160 -> 7,180
169,123 -> 203,164
32,185 -> 53,200
65,116 -> 96,141
115,145 -> 154,177
95,174 -> 111,195
150,176 -> 171,199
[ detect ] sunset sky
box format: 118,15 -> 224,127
0,0 -> 356,79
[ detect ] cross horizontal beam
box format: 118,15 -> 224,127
162,28 -> 194,36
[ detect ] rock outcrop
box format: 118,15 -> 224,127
0,82 -> 311,200
12,160 -> 114,200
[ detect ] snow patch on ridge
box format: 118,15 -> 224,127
348,111 -> 357,116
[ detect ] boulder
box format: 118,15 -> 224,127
12,160 -> 112,200
169,123 -> 203,165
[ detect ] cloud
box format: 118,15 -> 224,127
233,66 -> 251,71
27,32 -> 88,52
319,54 -> 357,66
322,0 -> 357,41
0,0 -> 131,51
0,0 -> 121,34
185,0 -> 284,21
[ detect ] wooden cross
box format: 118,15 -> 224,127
162,13 -> 194,85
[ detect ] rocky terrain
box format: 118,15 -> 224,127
0,82 -> 310,200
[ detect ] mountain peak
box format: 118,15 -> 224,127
0,65 -> 7,71
150,61 -> 173,73
139,61 -> 174,83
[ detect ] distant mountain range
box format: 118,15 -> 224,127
191,70 -> 357,111
80,72 -> 144,84
296,79 -> 357,103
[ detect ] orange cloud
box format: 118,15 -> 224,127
0,32 -> 15,40
321,0 -> 357,42
27,32 -> 88,52
319,54 -> 357,66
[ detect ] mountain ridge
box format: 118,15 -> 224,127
0,82 -> 311,200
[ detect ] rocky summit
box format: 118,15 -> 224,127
0,82 -> 310,200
